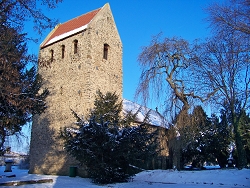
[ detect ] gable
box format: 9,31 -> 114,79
40,7 -> 102,48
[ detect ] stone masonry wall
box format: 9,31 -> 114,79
29,4 -> 123,176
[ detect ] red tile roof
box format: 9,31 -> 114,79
41,7 -> 101,48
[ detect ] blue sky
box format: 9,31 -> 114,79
25,0 -> 223,111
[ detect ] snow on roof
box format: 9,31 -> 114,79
123,99 -> 169,129
40,5 -> 103,48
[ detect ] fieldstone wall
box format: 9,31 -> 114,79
29,4 -> 122,176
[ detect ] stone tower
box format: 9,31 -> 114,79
29,3 -> 122,176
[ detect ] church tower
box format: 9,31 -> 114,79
29,3 -> 122,176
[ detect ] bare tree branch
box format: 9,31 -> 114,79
206,0 -> 250,35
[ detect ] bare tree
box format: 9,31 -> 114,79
136,34 -> 218,120
0,0 -> 62,35
136,34 -> 218,169
206,0 -> 250,35
136,0 -> 250,170
193,30 -> 250,168
198,0 -> 250,169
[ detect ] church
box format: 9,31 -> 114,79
29,3 -> 169,177
29,3 -> 123,176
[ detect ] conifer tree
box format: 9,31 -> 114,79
61,91 -> 157,184
0,0 -> 62,153
0,23 -> 48,152
90,90 -> 122,125
181,106 -> 231,168
238,111 -> 250,165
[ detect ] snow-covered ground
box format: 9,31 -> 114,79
0,166 -> 249,188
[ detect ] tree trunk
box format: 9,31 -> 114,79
174,104 -> 190,170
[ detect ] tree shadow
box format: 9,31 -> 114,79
29,112 -> 88,177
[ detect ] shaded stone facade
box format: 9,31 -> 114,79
29,3 -> 122,176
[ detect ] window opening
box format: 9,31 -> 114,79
74,40 -> 78,54
103,44 -> 109,60
50,49 -> 54,62
62,45 -> 65,59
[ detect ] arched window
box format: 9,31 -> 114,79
73,40 -> 78,54
103,43 -> 109,60
50,49 -> 54,62
61,45 -> 65,59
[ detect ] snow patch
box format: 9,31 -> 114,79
0,166 -> 249,188
123,99 -> 169,128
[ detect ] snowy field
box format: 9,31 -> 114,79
0,166 -> 249,188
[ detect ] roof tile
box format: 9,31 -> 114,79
41,7 -> 101,48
